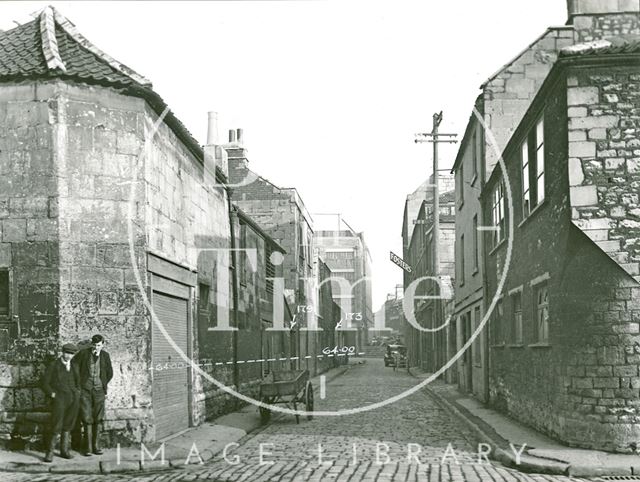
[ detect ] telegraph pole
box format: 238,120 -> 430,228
415,112 -> 457,371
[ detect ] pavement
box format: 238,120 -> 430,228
409,365 -> 640,478
0,362 -> 350,476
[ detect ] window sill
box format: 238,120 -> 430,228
528,342 -> 551,349
507,344 -> 524,348
472,267 -> 479,276
490,344 -> 506,349
470,173 -> 478,187
459,281 -> 465,288
458,200 -> 464,211
518,199 -> 546,229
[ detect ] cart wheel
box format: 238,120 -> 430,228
305,381 -> 314,420
259,397 -> 271,425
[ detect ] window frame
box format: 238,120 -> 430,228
510,291 -> 523,345
521,114 -> 545,219
535,282 -> 549,343
473,306 -> 482,366
459,234 -> 465,286
491,180 -> 505,248
457,164 -> 465,208
238,222 -> 248,287
472,214 -> 479,271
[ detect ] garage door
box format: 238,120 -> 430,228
152,292 -> 189,440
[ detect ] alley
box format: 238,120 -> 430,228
2,359 -> 596,482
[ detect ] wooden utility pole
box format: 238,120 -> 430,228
415,112 -> 457,371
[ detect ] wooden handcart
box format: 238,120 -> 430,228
258,369 -> 314,424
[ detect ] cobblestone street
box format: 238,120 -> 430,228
2,359 -> 596,481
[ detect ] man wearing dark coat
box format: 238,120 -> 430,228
73,334 -> 113,456
41,343 -> 80,462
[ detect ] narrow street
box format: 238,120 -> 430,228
4,359 -> 593,482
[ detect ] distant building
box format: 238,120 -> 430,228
314,220 -> 373,354
403,190 -> 456,374
225,133 -> 317,371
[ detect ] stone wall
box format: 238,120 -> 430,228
0,80 -> 238,446
484,64 -> 640,452
483,27 -> 575,176
0,82 -> 59,448
568,66 -> 640,282
227,153 -> 315,365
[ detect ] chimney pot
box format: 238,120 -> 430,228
207,111 -> 218,145
237,128 -> 244,145
229,129 -> 237,143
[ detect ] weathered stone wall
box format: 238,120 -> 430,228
568,66 -> 640,282
0,82 -> 59,447
0,80 -> 237,446
52,83 -> 153,445
485,66 -> 640,452
228,153 -> 314,365
572,8 -> 640,41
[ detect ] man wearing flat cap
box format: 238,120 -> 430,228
73,334 -> 113,456
41,343 -> 80,462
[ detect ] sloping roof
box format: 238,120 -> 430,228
0,6 -> 150,88
560,35 -> 640,57
439,190 -> 456,204
0,7 -> 227,184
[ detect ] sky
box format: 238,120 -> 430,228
0,0 -> 568,310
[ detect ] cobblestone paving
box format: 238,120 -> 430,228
1,359 -> 595,481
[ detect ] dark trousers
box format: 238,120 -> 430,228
50,390 -> 79,434
79,389 -> 105,424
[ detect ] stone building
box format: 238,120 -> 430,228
225,130 -> 325,372
196,205 -> 292,420
440,0 -> 640,452
313,219 -> 374,354
402,191 -> 456,373
482,36 -> 640,453
0,7 -> 296,447
312,256 -> 341,374
451,98 -> 490,400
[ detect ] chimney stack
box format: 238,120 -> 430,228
223,127 -> 250,176
204,113 -> 228,180
207,111 -> 218,145
567,0 -> 640,19
567,0 -> 640,40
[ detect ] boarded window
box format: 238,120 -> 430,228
266,244 -> 276,295
0,271 -> 8,316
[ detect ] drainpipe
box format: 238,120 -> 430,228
229,201 -> 240,395
206,112 -> 240,396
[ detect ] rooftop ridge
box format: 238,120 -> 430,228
51,6 -> 151,87
39,6 -> 65,72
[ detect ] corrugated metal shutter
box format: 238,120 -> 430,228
152,292 -> 189,440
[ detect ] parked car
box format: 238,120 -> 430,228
384,344 -> 407,368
